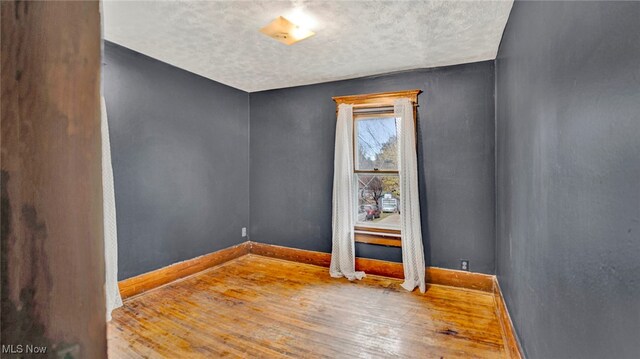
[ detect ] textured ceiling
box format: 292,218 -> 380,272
103,1 -> 513,92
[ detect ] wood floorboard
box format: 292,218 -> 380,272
108,254 -> 507,358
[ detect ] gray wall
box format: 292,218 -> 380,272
250,62 -> 496,274
103,42 -> 249,280
496,1 -> 640,358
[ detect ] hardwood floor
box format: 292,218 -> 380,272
108,255 -> 507,358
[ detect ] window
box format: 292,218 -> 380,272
355,115 -> 400,232
333,90 -> 420,247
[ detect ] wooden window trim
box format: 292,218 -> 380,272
332,89 -> 421,107
354,233 -> 402,247
354,226 -> 401,247
333,90 -> 421,247
354,226 -> 400,235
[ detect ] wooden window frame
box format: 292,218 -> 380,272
333,90 -> 421,248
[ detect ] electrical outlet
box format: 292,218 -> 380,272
460,259 -> 469,271
241,227 -> 247,237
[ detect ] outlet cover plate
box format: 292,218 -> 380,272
460,259 -> 470,271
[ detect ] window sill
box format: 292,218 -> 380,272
354,233 -> 402,247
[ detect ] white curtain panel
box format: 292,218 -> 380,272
395,98 -> 426,293
330,104 -> 365,280
102,97 -> 123,320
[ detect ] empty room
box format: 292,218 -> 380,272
1,0 -> 639,358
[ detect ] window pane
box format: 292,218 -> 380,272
356,174 -> 400,230
355,116 -> 399,171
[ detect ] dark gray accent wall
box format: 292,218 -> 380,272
496,2 -> 640,358
103,42 -> 249,280
250,62 -> 496,274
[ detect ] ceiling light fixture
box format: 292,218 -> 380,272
286,8 -> 317,30
260,16 -> 315,45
